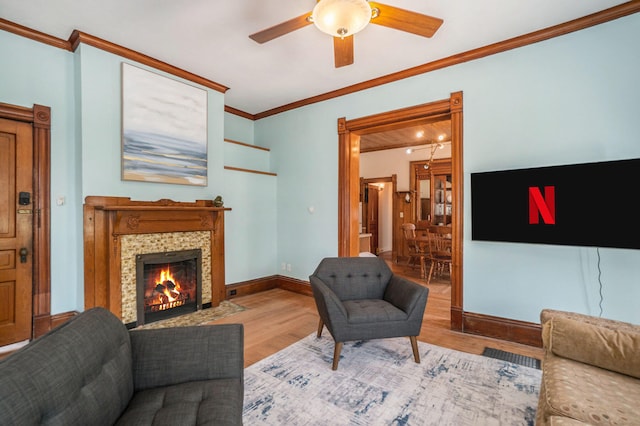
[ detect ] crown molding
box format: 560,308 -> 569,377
224,105 -> 255,120
0,17 -> 71,50
68,30 -> 228,94
252,1 -> 640,120
2,1 -> 638,120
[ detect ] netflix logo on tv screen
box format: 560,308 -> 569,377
471,158 -> 640,249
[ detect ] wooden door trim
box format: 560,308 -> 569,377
360,175 -> 396,256
0,102 -> 51,338
338,92 -> 464,331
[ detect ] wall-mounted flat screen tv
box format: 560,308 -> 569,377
471,158 -> 640,249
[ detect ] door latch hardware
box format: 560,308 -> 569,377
19,248 -> 28,263
19,192 -> 31,205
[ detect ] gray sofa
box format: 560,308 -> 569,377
0,307 -> 244,425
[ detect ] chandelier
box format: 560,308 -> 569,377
406,143 -> 445,169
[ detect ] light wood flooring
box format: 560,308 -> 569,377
1,256 -> 543,365
212,254 -> 543,368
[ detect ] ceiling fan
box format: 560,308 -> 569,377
249,0 -> 443,68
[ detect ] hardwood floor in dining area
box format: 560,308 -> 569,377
212,252 -> 543,368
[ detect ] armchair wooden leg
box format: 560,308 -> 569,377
409,336 -> 420,363
332,342 -> 343,370
317,319 -> 324,337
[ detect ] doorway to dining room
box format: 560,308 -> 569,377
337,92 -> 463,331
359,176 -> 395,256
359,122 -> 452,289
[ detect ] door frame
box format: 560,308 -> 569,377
0,102 -> 52,338
360,175 -> 396,256
338,92 -> 463,330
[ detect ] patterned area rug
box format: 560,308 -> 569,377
243,334 -> 541,425
132,300 -> 246,330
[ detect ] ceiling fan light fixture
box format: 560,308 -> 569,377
311,0 -> 372,38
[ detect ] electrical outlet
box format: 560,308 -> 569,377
229,289 -> 237,296
281,262 -> 286,271
287,264 -> 292,272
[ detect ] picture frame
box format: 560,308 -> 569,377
121,63 -> 208,186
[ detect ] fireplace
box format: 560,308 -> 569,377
83,197 -> 229,322
135,249 -> 203,326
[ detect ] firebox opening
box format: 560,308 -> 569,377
135,249 -> 202,327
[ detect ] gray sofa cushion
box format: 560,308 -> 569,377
116,378 -> 243,425
0,307 -> 133,425
129,325 -> 244,391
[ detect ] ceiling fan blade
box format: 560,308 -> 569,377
249,12 -> 313,44
368,2 -> 443,38
334,35 -> 354,68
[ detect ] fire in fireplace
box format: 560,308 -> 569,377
135,249 -> 202,326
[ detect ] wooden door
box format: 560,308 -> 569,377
0,118 -> 33,346
366,184 -> 379,254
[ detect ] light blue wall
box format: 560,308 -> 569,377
222,168 -> 277,283
459,15 -> 640,324
0,31 -> 80,314
76,44 -> 226,201
2,13 -> 639,325
224,141 -> 270,172
224,112 -> 254,144
222,112 -> 278,283
0,31 -> 260,315
257,104 -> 340,278
257,13 -> 640,324
74,41 -> 277,290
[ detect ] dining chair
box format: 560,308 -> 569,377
401,223 -> 427,279
426,227 -> 452,284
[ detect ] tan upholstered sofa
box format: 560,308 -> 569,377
536,309 -> 640,425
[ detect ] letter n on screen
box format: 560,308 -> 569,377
529,186 -> 555,224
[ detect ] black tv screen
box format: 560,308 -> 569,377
471,158 -> 640,249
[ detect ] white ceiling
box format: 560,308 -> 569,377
0,0 -> 629,115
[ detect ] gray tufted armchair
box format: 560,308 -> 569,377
309,257 -> 429,370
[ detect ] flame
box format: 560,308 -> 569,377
144,264 -> 195,313
156,267 -> 181,302
156,266 -> 180,303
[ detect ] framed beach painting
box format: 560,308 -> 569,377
121,63 -> 208,186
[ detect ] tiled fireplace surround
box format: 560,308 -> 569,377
120,231 -> 210,324
83,197 -> 229,324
